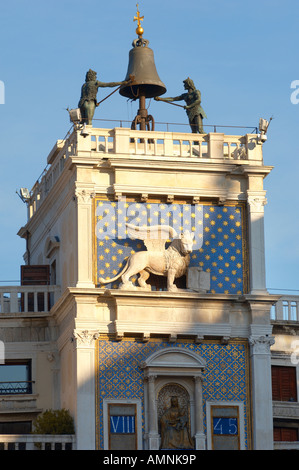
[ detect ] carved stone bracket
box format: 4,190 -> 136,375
114,192 -> 125,202
167,195 -> 174,203
140,193 -> 148,202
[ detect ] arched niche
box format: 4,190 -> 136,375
141,347 -> 206,450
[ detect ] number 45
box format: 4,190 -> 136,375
214,418 -> 238,435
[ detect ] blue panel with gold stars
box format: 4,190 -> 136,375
95,338 -> 250,450
95,199 -> 247,294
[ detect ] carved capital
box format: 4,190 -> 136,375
249,335 -> 275,354
247,192 -> 267,213
193,373 -> 203,384
74,188 -> 96,204
144,374 -> 157,383
73,329 -> 100,346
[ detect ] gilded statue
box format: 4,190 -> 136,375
155,78 -> 207,134
160,396 -> 194,449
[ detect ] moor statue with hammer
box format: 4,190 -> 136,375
155,78 -> 207,134
78,69 -> 130,125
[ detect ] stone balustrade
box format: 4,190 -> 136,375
27,126 -> 263,219
0,434 -> 75,450
0,285 -> 61,314
271,295 -> 299,322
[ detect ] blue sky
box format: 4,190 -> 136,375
0,0 -> 298,293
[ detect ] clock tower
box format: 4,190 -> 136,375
17,8 -> 277,450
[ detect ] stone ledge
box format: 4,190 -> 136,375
273,401 -> 299,419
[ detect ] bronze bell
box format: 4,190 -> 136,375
119,37 -> 166,131
119,38 -> 166,100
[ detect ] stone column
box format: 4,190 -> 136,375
147,374 -> 160,450
249,333 -> 275,450
247,191 -> 268,294
193,374 -> 206,449
73,329 -> 99,450
74,186 -> 96,288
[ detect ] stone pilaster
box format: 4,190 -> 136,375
72,329 -> 99,450
249,333 -> 275,449
74,186 -> 96,288
247,191 -> 268,294
146,375 -> 160,450
193,374 -> 206,450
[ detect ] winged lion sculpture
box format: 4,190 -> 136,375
98,223 -> 195,292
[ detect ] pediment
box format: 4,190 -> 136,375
141,347 -> 206,372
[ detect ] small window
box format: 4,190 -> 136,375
272,366 -> 297,402
0,360 -> 32,395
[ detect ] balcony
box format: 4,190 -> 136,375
271,295 -> 299,322
0,285 -> 61,315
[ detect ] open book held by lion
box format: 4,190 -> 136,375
98,224 -> 195,292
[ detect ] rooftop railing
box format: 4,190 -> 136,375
27,125 -> 264,219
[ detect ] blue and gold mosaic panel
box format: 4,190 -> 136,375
94,199 -> 248,294
96,339 -> 250,450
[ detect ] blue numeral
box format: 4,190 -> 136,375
213,417 -> 238,435
110,416 -> 135,433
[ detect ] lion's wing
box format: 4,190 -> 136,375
126,223 -> 177,252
